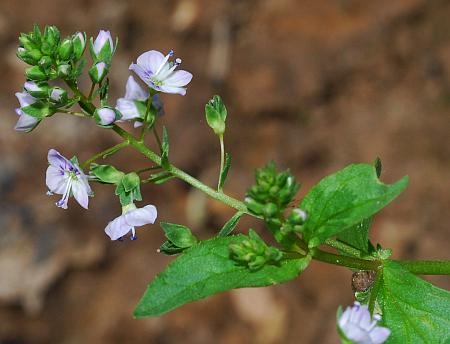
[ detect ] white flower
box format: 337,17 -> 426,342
338,302 -> 391,344
129,50 -> 193,95
46,149 -> 93,209
105,204 -> 157,241
96,107 -> 118,126
14,91 -> 39,132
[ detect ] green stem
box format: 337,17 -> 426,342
81,141 -> 129,169
312,249 -> 381,271
139,97 -> 152,141
136,165 -> 162,174
217,134 -> 225,191
153,126 -> 163,152
112,125 -> 249,213
66,80 -> 96,115
59,109 -> 85,117
324,239 -> 365,258
88,82 -> 95,100
395,260 -> 450,275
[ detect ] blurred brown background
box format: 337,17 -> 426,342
1,0 -> 450,343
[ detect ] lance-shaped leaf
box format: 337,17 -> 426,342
300,164 -> 408,248
218,211 -> 243,237
161,126 -> 170,169
134,235 -> 310,317
218,153 -> 231,191
379,260 -> 450,343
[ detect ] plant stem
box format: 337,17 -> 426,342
136,165 -> 162,174
312,249 -> 381,271
81,141 -> 129,169
217,134 -> 225,191
153,126 -> 162,152
112,125 -> 249,213
395,260 -> 450,275
59,109 -> 85,117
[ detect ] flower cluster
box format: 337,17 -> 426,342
15,26 -> 193,240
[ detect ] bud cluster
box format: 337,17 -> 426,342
17,25 -> 86,81
245,162 -> 300,219
229,230 -> 283,271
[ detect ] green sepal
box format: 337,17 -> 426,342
218,211 -> 243,237
42,25 -> 60,55
115,172 -> 142,206
160,222 -> 198,249
25,65 -> 47,81
218,153 -> 231,191
90,164 -> 125,184
21,102 -> 54,119
205,95 -> 227,135
122,172 -> 140,192
24,81 -> 49,98
72,32 -> 86,60
158,241 -> 185,255
134,235 -> 311,317
161,126 -> 170,169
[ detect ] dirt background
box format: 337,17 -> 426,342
0,0 -> 449,343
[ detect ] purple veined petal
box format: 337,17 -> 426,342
129,63 -> 154,88
116,98 -> 141,121
105,215 -> 130,240
47,149 -> 73,169
124,75 -> 149,101
124,205 -> 157,226
136,50 -> 165,75
159,85 -> 187,96
369,327 -> 391,344
14,110 -> 39,132
163,70 -> 193,88
71,180 -> 89,209
46,165 -> 68,194
15,91 -> 37,107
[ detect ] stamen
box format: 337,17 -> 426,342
168,49 -> 174,57
175,58 -> 182,65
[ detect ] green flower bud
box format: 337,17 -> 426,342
42,26 -> 60,55
48,87 -> 68,105
25,66 -> 47,81
262,202 -> 278,218
287,208 -> 308,225
57,64 -> 71,78
205,95 -> 227,136
38,56 -> 53,69
17,48 -> 36,65
88,62 -> 108,84
72,32 -> 86,60
58,38 -> 73,60
19,34 -> 37,51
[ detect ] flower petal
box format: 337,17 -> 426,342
105,215 -> 130,240
14,110 -> 39,132
136,50 -> 165,74
46,165 -> 67,194
124,76 -> 149,101
129,63 -> 153,88
72,180 -> 89,209
15,91 -> 37,107
116,98 -> 141,121
159,85 -> 187,96
47,149 -> 72,169
369,327 -> 391,344
164,70 -> 193,88
124,205 -> 157,226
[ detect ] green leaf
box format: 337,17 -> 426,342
336,217 -> 372,253
134,235 -> 311,317
218,211 -> 243,237
300,164 -> 408,248
160,222 -> 198,248
161,126 -> 169,169
145,171 -> 174,185
22,102 -> 54,119
90,164 -> 124,184
380,260 -> 450,343
218,153 -> 231,191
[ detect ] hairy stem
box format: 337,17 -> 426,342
395,260 -> 450,275
112,125 -> 249,213
217,134 -> 225,191
312,249 -> 381,271
324,239 -> 365,258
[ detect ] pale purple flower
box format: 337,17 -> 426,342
338,302 -> 390,344
129,50 -> 193,95
46,149 -> 92,209
92,30 -> 113,56
14,91 -> 39,132
89,61 -> 108,83
96,107 -> 117,125
24,81 -> 41,93
105,204 -> 157,241
115,76 -> 164,127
